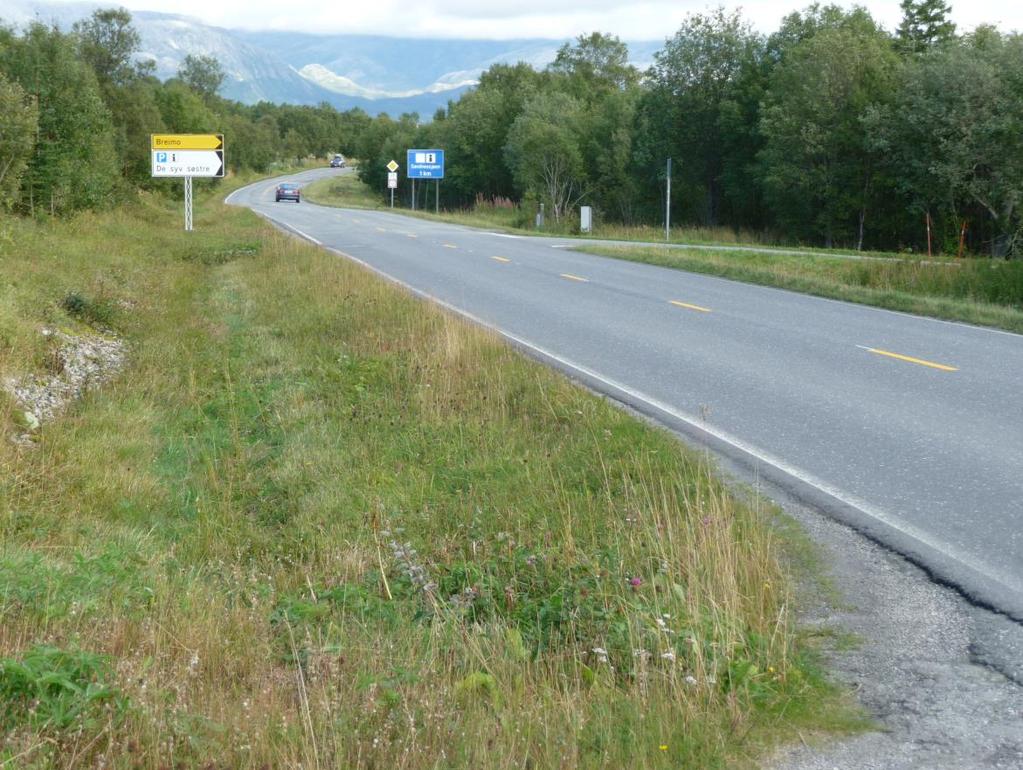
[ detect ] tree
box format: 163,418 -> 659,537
0,22 -> 119,214
897,0 -> 956,54
759,22 -> 897,248
504,92 -> 586,222
639,8 -> 764,226
73,8 -> 146,88
869,31 -> 1023,255
178,54 -> 225,100
549,33 -> 639,98
0,73 -> 38,209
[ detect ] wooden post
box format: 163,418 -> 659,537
958,220 -> 968,259
926,210 -> 932,258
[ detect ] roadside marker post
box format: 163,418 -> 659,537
665,157 -> 672,242
151,134 -> 225,232
386,160 -> 399,208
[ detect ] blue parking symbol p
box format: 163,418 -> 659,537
157,152 -> 168,163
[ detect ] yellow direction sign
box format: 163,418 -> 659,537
386,159 -> 399,172
151,133 -> 224,150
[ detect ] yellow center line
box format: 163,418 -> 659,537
859,346 -> 958,372
560,273 -> 588,282
406,234 -> 417,239
375,227 -> 387,233
443,243 -> 458,249
670,300 -> 712,313
491,256 -> 511,263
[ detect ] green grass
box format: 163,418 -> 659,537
581,244 -> 1023,333
0,185 -> 867,767
305,173 -> 1023,333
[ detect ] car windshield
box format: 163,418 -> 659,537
279,184 -> 297,189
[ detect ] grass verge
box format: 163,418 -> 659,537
581,245 -> 1023,334
0,187 -> 865,767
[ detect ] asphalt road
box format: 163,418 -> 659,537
227,168 -> 1023,623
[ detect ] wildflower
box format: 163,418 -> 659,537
655,616 -> 674,634
591,647 -> 609,664
684,675 -> 698,686
660,651 -> 676,662
633,649 -> 651,660
659,745 -> 668,751
629,576 -> 643,589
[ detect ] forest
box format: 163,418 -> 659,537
1,1 -> 1021,255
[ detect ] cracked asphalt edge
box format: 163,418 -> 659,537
737,464 -> 1023,770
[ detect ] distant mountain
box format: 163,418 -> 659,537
0,0 -> 663,116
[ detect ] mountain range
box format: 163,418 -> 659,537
1,0 -> 663,116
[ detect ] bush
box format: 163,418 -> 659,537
59,290 -> 118,327
0,645 -> 127,732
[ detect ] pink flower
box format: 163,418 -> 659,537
629,576 -> 643,589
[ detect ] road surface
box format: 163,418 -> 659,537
228,168 -> 1023,623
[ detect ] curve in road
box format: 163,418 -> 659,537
228,168 -> 1023,622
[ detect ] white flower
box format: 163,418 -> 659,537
661,651 -> 676,661
591,647 -> 609,663
684,675 -> 698,686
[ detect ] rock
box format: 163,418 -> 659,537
23,410 -> 40,431
3,327 -> 127,437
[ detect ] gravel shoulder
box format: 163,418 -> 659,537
760,483 -> 1023,769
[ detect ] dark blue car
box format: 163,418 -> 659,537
275,183 -> 300,203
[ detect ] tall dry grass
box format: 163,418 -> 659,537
0,193 -> 860,768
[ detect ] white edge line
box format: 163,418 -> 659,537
239,203 -> 1019,598
486,232 -> 521,239
228,175 -> 1021,342
311,243 -> 1013,593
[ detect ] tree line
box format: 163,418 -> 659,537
0,9 -> 370,216
1,2 -> 1021,256
356,1 -> 1022,256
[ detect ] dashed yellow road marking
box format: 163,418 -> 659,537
375,227 -> 387,233
670,300 -> 712,313
406,234 -> 417,239
858,346 -> 958,372
560,273 -> 588,282
491,256 -> 511,263
443,243 -> 458,249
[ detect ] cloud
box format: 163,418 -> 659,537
47,0 -> 1023,38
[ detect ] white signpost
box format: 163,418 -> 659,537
151,134 -> 225,231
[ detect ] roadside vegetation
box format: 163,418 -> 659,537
0,183 -> 866,767
580,244 -> 1023,333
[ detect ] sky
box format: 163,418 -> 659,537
49,0 -> 1023,38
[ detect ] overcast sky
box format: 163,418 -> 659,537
57,0 -> 1023,38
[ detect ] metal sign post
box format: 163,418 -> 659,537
665,157 -> 672,242
184,177 -> 193,232
386,160 -> 399,209
406,149 -> 445,215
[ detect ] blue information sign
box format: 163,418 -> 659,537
407,149 -> 445,179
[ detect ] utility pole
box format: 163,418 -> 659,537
665,158 -> 672,242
